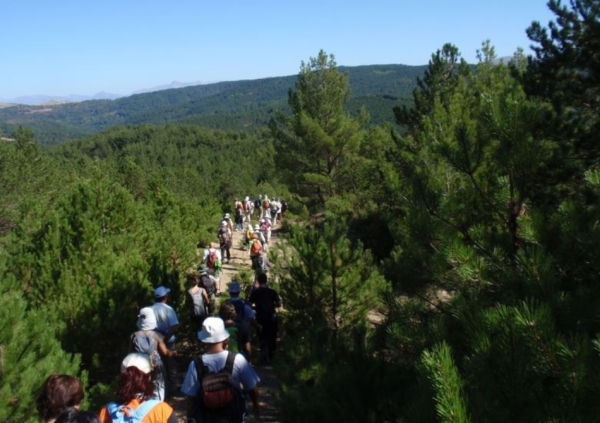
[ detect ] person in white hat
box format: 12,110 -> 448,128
217,220 -> 232,264
131,307 -> 178,401
99,353 -> 177,422
182,317 -> 260,422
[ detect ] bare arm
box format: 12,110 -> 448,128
157,338 -> 176,357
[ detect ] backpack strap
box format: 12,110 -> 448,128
224,351 -> 235,375
106,402 -> 120,418
194,355 -> 207,384
133,399 -> 160,420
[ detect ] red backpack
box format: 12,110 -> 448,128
207,251 -> 218,268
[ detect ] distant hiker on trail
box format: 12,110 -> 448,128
37,374 -> 84,423
152,286 -> 179,399
131,307 -> 177,400
218,220 -> 232,264
199,264 -> 219,313
219,300 -> 252,361
99,353 -> 178,423
234,201 -> 244,231
244,225 -> 256,251
252,250 -> 272,280
260,217 -> 272,245
255,195 -> 263,219
270,198 -> 281,226
248,230 -> 263,261
182,317 -> 260,423
203,244 -> 222,278
222,213 -> 234,234
243,196 -> 253,223
249,273 -> 282,365
262,195 -> 271,219
187,273 -> 210,330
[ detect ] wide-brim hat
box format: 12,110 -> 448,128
198,317 -> 230,343
198,264 -> 209,274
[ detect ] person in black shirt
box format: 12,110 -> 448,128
248,273 -> 282,365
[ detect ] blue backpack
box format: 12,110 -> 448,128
106,399 -> 160,422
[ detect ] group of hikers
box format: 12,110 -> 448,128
36,195 -> 284,423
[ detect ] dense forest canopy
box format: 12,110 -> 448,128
2,1 -> 600,422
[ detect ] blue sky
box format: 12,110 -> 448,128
2,0 -> 555,98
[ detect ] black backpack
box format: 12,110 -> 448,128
193,352 -> 246,423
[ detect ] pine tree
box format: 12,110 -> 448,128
0,288 -> 83,423
270,50 -> 367,213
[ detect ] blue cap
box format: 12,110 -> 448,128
154,286 -> 171,298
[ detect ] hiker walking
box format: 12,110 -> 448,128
234,201 -> 244,231
251,250 -> 273,281
132,307 -> 177,401
270,198 -> 281,226
248,229 -> 263,261
182,317 -> 260,423
262,195 -> 271,219
187,274 -> 210,330
249,273 -> 282,365
152,286 -> 179,399
222,213 -> 234,234
218,221 -> 232,264
242,196 -> 253,224
254,195 -> 263,219
203,244 -> 222,279
198,264 -> 219,314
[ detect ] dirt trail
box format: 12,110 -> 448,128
170,218 -> 283,422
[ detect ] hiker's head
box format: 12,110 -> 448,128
117,353 -> 154,404
137,307 -> 157,331
154,285 -> 170,302
257,273 -> 268,285
198,264 -> 209,276
190,274 -> 200,286
227,281 -> 242,297
198,317 -> 230,345
219,301 -> 236,322
37,375 -> 84,422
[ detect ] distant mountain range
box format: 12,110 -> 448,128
0,81 -> 213,106
0,64 -> 428,145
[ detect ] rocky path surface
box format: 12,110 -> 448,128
170,219 -> 283,422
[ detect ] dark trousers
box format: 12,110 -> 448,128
163,341 -> 179,398
257,317 -> 278,364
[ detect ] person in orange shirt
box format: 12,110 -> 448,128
99,353 -> 178,423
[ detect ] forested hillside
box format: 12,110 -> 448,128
2,1 -> 600,422
0,64 -> 424,145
